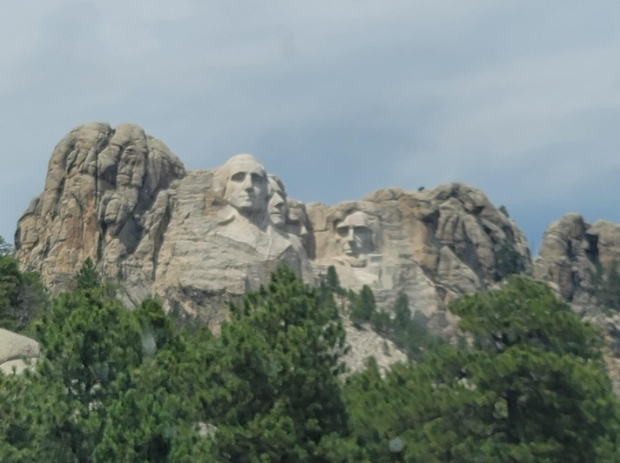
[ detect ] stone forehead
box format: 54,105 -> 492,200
215,154 -> 266,184
338,211 -> 373,228
268,174 -> 286,194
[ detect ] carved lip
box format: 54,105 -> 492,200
343,246 -> 358,256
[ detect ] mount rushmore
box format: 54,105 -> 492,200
10,123 -> 620,331
8,122 -> 620,384
14,122 -> 537,335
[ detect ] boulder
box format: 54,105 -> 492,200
0,329 -> 39,374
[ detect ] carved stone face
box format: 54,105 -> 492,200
268,175 -> 288,227
218,154 -> 268,216
117,144 -> 146,188
287,200 -> 309,240
336,211 -> 374,258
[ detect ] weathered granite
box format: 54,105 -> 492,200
15,124 -> 531,335
309,184 -> 531,336
15,122 -> 186,301
0,329 -> 39,375
533,213 -> 620,304
534,214 -> 620,396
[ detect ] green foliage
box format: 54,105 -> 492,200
588,259 -> 620,311
345,276 -> 620,462
0,235 -> 14,256
0,255 -> 48,333
371,309 -> 391,334
0,373 -> 39,462
494,239 -> 526,281
451,275 -> 602,359
392,292 -> 411,328
326,265 -> 343,294
349,289 -> 444,362
76,258 -> 100,290
2,263 -> 620,461
389,294 -> 444,362
350,285 -> 376,324
0,264 -> 209,461
192,266 -> 350,462
498,205 -> 510,218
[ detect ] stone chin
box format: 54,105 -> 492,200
343,245 -> 358,257
269,209 -> 286,226
231,196 -> 263,214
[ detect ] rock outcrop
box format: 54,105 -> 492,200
533,213 -> 620,304
15,123 -> 531,336
0,329 -> 39,375
309,184 -> 531,335
534,213 -> 620,396
16,122 -> 186,301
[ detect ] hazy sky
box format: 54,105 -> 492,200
2,0 -> 620,252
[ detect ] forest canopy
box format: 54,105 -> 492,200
0,262 -> 619,462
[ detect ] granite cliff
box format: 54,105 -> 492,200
15,123 -> 531,339
13,122 -> 620,384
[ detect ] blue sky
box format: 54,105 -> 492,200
2,0 -> 620,253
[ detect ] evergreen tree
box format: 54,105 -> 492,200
8,266 -> 209,461
193,266 -> 350,462
345,276 -> 620,462
350,285 -> 376,324
494,240 -> 525,281
76,258 -> 99,290
0,255 -> 47,333
392,292 -> 411,329
326,265 -> 341,293
0,373 -> 38,462
0,235 -> 14,256
370,309 -> 391,335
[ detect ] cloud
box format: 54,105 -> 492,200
1,0 -> 620,251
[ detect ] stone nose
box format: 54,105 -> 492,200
241,174 -> 253,190
273,194 -> 285,207
347,228 -> 356,242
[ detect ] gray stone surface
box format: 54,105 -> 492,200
533,213 -> 620,304
15,123 -> 531,337
0,329 -> 39,374
309,184 -> 531,336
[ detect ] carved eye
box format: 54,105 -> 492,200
231,172 -> 245,182
251,173 -> 265,184
337,226 -> 349,237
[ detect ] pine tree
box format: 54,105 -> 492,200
0,255 -> 47,332
326,265 -> 341,293
18,267 -> 207,461
392,292 -> 411,328
350,285 -> 376,324
193,266 -> 350,462
345,276 -> 620,462
0,235 -> 14,256
76,258 -> 99,290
